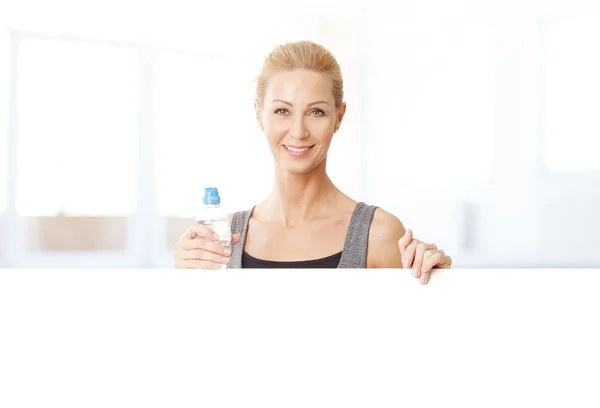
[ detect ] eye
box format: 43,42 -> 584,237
310,108 -> 325,116
274,108 -> 289,115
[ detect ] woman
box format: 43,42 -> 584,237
173,41 -> 452,283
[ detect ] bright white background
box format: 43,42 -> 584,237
1,268 -> 599,407
0,0 -> 599,267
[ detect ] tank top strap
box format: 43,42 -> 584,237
337,202 -> 379,268
228,207 -> 255,269
228,202 -> 378,269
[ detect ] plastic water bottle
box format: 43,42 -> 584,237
195,188 -> 232,259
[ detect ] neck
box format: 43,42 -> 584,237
266,160 -> 337,227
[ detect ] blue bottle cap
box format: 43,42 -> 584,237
203,187 -> 221,205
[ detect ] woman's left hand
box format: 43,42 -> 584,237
398,229 -> 452,284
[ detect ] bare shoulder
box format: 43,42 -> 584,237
367,208 -> 406,268
370,208 -> 406,239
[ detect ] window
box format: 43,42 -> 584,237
5,18 -> 366,259
0,26 -> 8,214
16,38 -> 138,216
154,52 -> 273,219
542,16 -> 600,172
369,23 -> 496,186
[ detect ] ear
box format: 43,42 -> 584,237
334,102 -> 347,132
254,99 -> 264,131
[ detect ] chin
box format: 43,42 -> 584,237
278,162 -> 316,175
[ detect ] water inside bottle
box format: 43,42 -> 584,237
197,219 -> 232,247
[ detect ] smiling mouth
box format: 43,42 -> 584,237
283,145 -> 314,153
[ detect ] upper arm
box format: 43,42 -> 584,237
366,208 -> 406,268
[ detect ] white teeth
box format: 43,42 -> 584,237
285,146 -> 309,152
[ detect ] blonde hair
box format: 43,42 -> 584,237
255,40 -> 344,110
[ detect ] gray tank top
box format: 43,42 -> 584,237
228,202 -> 378,269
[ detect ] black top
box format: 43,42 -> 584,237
242,250 -> 342,268
229,202 -> 378,269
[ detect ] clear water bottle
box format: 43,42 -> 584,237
195,188 -> 232,256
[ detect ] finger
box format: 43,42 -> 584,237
413,242 -> 437,278
425,251 -> 452,270
397,229 -> 412,255
420,269 -> 431,284
430,254 -> 452,269
231,234 -> 241,246
175,245 -> 231,266
177,238 -> 232,257
180,223 -> 220,241
174,258 -> 222,269
421,249 -> 446,274
420,251 -> 452,284
177,248 -> 231,265
403,239 -> 420,269
444,255 -> 452,268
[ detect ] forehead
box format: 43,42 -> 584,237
265,69 -> 334,103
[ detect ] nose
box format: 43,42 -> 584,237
289,115 -> 309,140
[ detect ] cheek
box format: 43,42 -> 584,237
264,118 -> 288,138
264,123 -> 286,144
309,119 -> 335,142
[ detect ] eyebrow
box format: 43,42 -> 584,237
271,99 -> 330,106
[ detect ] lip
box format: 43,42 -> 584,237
282,144 -> 314,158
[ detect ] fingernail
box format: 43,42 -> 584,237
213,233 -> 219,240
222,257 -> 230,263
223,247 -> 231,255
420,274 -> 428,284
412,268 -> 418,277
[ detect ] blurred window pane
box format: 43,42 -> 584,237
0,27 -> 8,214
542,16 -> 600,172
0,136 -> 5,214
371,23 -> 496,185
154,52 -> 271,218
16,38 -> 138,216
27,216 -> 127,251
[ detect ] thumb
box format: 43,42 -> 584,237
398,228 -> 412,248
231,234 -> 241,246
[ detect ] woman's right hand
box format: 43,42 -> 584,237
173,223 -> 241,269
